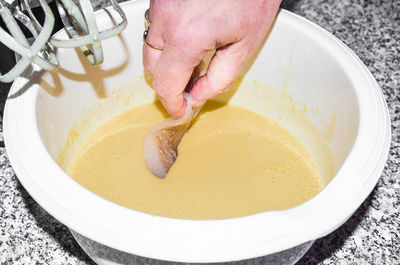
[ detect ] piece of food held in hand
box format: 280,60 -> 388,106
143,94 -> 201,179
61,96 -> 325,219
143,60 -> 209,179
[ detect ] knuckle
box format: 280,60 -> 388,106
210,84 -> 230,97
167,22 -> 212,53
152,79 -> 170,98
153,78 -> 182,100
208,75 -> 233,95
172,25 -> 197,45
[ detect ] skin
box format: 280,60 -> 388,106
143,0 -> 282,118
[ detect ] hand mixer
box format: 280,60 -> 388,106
0,0 -> 127,83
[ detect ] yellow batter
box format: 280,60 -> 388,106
68,101 -> 323,219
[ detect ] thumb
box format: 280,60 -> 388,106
190,41 -> 251,105
152,44 -> 204,118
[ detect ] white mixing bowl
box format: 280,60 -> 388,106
3,0 -> 390,264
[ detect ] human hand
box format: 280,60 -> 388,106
143,0 -> 281,117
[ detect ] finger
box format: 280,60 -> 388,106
143,40 -> 162,74
142,9 -> 164,73
153,44 -> 204,118
190,41 -> 250,105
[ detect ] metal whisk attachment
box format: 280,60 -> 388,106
0,0 -> 127,83
0,0 -> 58,83
50,0 -> 127,65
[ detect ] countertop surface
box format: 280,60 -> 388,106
0,0 -> 399,264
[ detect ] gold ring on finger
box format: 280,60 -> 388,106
143,9 -> 163,51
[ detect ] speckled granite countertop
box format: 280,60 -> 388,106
0,0 -> 399,264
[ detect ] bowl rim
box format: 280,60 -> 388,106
3,0 -> 391,262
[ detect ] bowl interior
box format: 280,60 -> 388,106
35,5 -> 358,187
